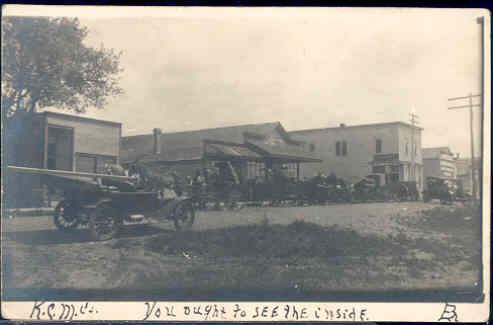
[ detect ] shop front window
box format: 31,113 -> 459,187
247,161 -> 265,179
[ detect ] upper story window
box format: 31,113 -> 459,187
405,142 -> 409,155
375,139 -> 382,153
336,141 -> 348,156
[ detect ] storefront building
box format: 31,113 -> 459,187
120,122 -> 320,185
289,121 -> 424,190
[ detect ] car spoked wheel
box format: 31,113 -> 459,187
89,202 -> 120,241
53,200 -> 79,231
173,202 -> 195,231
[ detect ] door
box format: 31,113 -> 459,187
46,126 -> 74,171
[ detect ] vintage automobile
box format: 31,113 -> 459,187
423,176 -> 468,204
352,176 -> 380,202
352,174 -> 419,202
8,165 -> 195,241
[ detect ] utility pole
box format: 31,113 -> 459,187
477,16 -> 485,203
447,93 -> 481,200
409,112 -> 419,183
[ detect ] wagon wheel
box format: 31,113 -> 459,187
399,185 -> 410,202
173,202 -> 195,231
228,189 -> 243,210
53,200 -> 80,231
89,202 -> 121,241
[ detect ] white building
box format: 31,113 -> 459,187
289,122 -> 423,191
422,147 -> 457,180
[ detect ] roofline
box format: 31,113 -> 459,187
289,121 -> 423,134
42,111 -> 121,127
205,153 -> 263,161
122,121 -> 281,138
268,154 -> 323,163
203,139 -> 245,147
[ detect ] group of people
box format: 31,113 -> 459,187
100,161 -> 353,204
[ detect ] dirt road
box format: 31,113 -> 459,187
3,201 -> 436,234
2,202 -> 482,300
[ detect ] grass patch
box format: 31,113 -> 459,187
418,204 -> 481,237
144,220 -> 405,258
395,204 -> 482,269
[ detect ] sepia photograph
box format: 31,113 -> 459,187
1,6 -> 490,322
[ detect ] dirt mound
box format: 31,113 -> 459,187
144,220 -> 405,258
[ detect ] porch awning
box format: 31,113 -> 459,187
246,140 -> 322,163
205,142 -> 262,160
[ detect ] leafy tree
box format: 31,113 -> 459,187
2,17 -> 123,118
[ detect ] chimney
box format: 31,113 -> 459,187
153,128 -> 162,154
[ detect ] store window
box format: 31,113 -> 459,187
247,161 -> 265,179
281,163 -> 297,178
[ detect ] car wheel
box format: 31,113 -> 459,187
89,202 -> 120,241
53,200 -> 80,231
173,201 -> 195,231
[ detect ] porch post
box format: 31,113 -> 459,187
43,117 -> 48,169
264,159 -> 270,182
296,162 -> 300,181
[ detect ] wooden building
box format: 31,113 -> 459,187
5,111 -> 121,207
120,122 -> 320,184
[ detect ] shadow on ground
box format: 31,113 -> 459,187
3,224 -> 168,245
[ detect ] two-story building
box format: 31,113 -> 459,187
422,147 -> 457,180
289,122 -> 423,190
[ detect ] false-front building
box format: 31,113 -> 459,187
289,122 -> 424,190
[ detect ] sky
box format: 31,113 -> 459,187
13,7 -> 486,158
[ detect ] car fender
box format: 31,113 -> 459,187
82,198 -> 113,211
